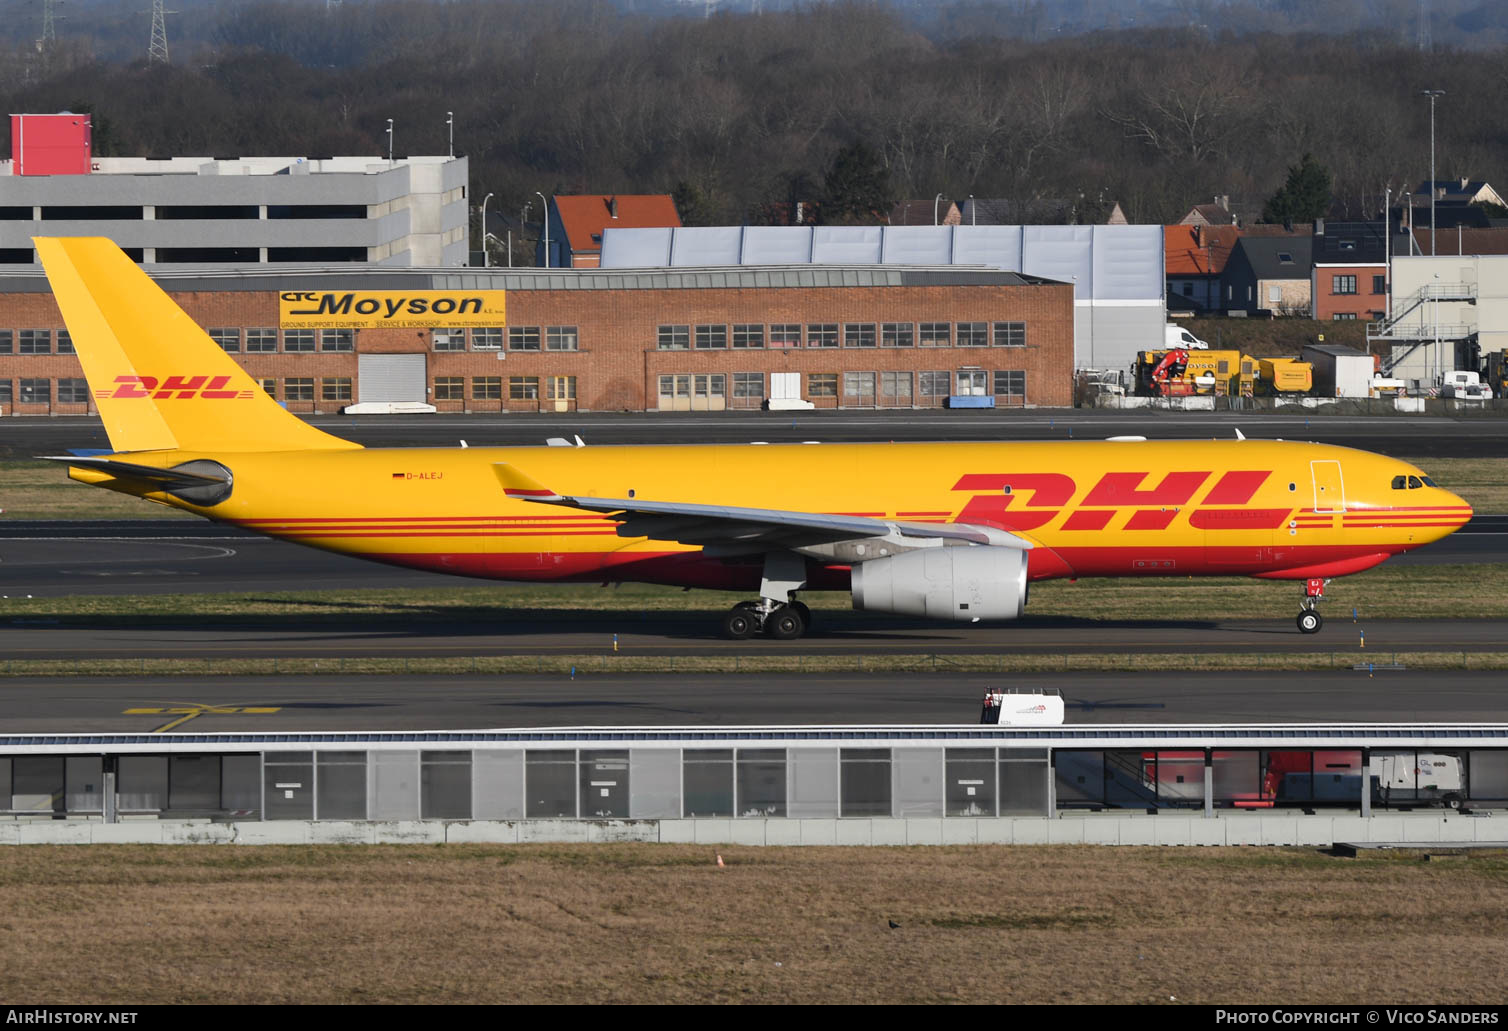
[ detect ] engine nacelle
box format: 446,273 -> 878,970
850,545 -> 1028,621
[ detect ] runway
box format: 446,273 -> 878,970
1,670 -> 1503,733
3,409 -> 1508,456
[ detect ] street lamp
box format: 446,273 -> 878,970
1421,89 -> 1445,257
535,190 -> 550,267
385,118 -> 394,165
934,192 -> 943,226
480,191 -> 494,268
446,111 -> 454,158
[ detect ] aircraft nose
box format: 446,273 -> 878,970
1436,487 -> 1473,537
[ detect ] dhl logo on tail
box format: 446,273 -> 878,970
96,375 -> 254,401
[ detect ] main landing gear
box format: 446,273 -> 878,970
1297,577 -> 1329,634
721,551 -> 812,640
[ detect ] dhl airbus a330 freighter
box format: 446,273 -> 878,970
35,238 -> 1472,639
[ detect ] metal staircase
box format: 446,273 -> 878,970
1367,282 -> 1477,376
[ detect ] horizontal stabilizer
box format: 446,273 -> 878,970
40,455 -> 228,488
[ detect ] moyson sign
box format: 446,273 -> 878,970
278,290 -> 507,329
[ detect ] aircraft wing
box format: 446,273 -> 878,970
494,463 -> 1032,553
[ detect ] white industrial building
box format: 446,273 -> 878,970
1371,253 -> 1508,388
0,154 -> 469,266
600,224 -> 1166,371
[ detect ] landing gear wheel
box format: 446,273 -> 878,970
790,601 -> 813,632
765,605 -> 804,641
1297,609 -> 1323,634
722,606 -> 758,640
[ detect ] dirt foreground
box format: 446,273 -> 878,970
1,843 -> 1505,1005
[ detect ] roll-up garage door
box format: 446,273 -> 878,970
358,354 -> 428,403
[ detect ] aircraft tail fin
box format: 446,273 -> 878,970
34,237 -> 359,455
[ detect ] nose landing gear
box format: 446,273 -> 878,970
1297,577 -> 1328,634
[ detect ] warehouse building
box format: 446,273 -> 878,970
0,263 -> 1074,414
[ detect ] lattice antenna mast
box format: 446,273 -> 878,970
147,0 -> 176,64
41,0 -> 58,48
1417,0 -> 1431,51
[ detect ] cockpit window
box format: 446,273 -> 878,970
1391,475 -> 1407,490
1408,475 -> 1423,489
1393,474 -> 1429,490
1421,476 -> 1437,487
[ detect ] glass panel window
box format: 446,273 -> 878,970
1372,275 -> 1387,295
0,330 -> 12,354
433,328 -> 466,351
694,373 -> 725,398
56,378 -> 89,403
19,379 -> 50,404
19,330 -> 50,354
808,373 -> 837,397
843,371 -> 876,402
657,325 -> 689,351
472,327 -> 503,351
321,329 -> 354,352
806,323 -> 838,348
547,376 -> 576,401
208,328 -> 240,352
769,324 -> 802,349
840,749 -> 892,818
0,380 -> 11,403
508,326 -> 541,351
258,378 -> 277,397
994,370 -> 1026,400
881,322 -> 914,348
56,330 -> 74,354
509,376 -> 539,400
695,324 -> 727,350
881,371 -> 912,402
546,326 -> 578,351
283,329 -> 315,353
736,749 -> 786,818
946,749 -> 996,817
920,322 -> 951,347
472,376 -> 502,400
993,321 -> 1025,348
321,377 -> 352,402
844,323 -> 876,348
284,377 -> 314,401
245,328 -> 277,353
1333,275 -> 1358,295
957,322 -> 988,347
433,376 -> 464,401
732,323 -> 764,349
732,372 -> 763,398
683,751 -> 734,818
920,370 -> 950,397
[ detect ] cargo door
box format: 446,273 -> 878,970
1311,460 -> 1346,514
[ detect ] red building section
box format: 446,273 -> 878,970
10,113 -> 92,176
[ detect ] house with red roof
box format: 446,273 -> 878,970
542,194 -> 681,268
1165,224 -> 1240,312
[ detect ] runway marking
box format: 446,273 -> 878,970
125,703 -> 281,732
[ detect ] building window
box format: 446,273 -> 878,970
508,326 -> 541,351
695,324 -> 727,350
658,325 -> 689,351
956,322 -> 988,348
732,324 -> 765,349
693,374 -> 724,399
472,327 -> 503,351
1333,275 -> 1358,295
19,330 -> 50,354
509,376 -> 539,400
283,329 -> 316,353
433,376 -> 464,400
57,330 -> 74,354
1268,285 -> 1282,306
19,378 -> 49,404
548,376 -> 577,401
808,373 -> 837,397
843,371 -> 876,403
259,378 -> 277,397
806,324 -> 838,349
732,372 -> 764,398
920,322 -> 951,347
844,323 -> 876,348
0,379 -> 10,403
881,322 -> 914,348
284,377 -> 315,401
209,328 -> 240,352
433,328 -> 466,351
245,328 -> 277,353
994,370 -> 1026,401
769,324 -> 802,349
57,378 -> 88,403
993,321 -> 1026,347
1333,313 -> 1357,321
321,329 -> 354,352
546,326 -> 579,351
0,330 -> 11,354
1372,275 -> 1387,295
880,371 -> 912,404
920,370 -> 950,397
472,376 -> 502,400
321,377 -> 352,402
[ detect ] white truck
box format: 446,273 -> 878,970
979,690 -> 1065,726
1371,752 -> 1466,809
1440,370 -> 1494,400
1165,324 -> 1210,350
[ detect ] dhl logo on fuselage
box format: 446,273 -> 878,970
95,375 -> 253,400
951,469 -> 1293,531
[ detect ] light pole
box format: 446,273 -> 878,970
968,194 -> 975,226
535,190 -> 550,267
385,118 -> 394,165
1422,89 -> 1445,256
934,192 -> 943,226
1384,185 -> 1392,322
480,191 -> 494,267
446,111 -> 454,158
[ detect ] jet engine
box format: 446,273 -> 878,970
850,545 -> 1028,621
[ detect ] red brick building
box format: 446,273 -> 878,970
0,265 -> 1074,415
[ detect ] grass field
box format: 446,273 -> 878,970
1,455 -> 1505,520
0,843 -> 1502,1005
